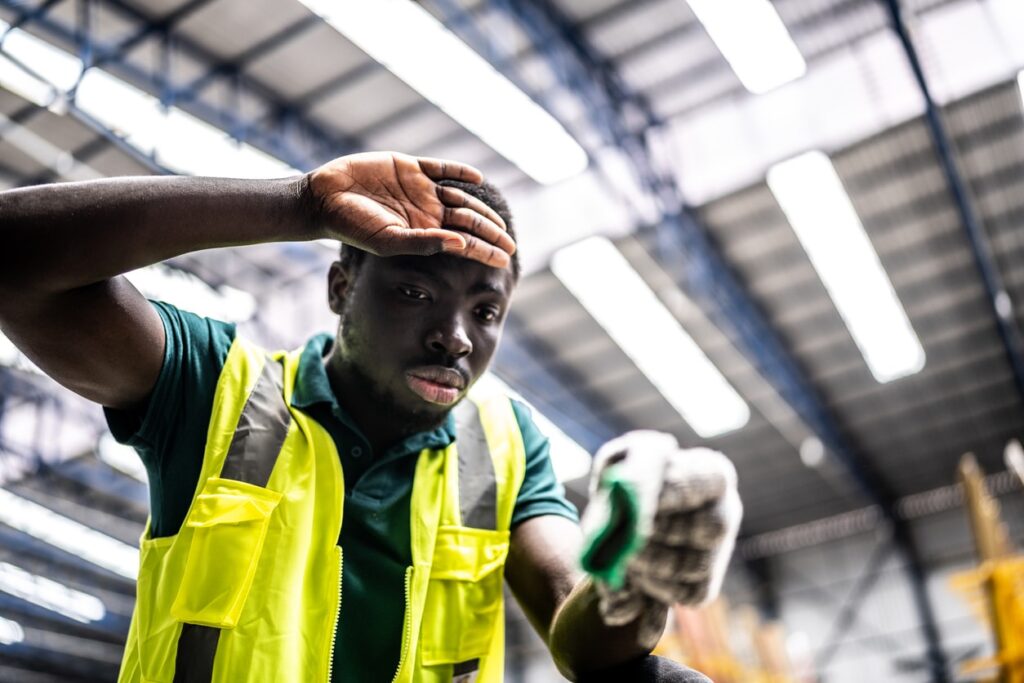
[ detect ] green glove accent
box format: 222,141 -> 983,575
580,469 -> 643,590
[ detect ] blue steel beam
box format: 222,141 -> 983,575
87,0 -> 217,72
432,0 -> 895,507
0,0 -> 355,169
169,14 -> 323,108
881,0 -> 1024,407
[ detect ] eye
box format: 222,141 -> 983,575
398,285 -> 430,301
475,305 -> 501,323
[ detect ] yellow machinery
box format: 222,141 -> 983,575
949,454 -> 1024,683
654,598 -> 810,683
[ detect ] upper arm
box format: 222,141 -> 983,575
506,514 -> 585,644
0,275 -> 164,409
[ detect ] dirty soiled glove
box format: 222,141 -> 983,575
581,431 -> 742,635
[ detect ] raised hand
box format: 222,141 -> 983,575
306,151 -> 515,268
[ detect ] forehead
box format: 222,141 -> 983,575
364,254 -> 516,298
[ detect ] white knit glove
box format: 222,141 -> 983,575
581,431 -> 742,630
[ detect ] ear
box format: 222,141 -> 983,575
327,260 -> 353,315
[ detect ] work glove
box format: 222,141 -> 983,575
580,431 -> 742,634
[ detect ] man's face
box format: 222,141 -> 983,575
329,253 -> 515,427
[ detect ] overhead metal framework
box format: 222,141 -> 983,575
429,1 -> 958,678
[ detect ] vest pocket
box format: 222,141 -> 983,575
170,477 -> 282,629
421,525 -> 510,666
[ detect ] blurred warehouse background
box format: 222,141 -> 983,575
1,0 -> 1024,680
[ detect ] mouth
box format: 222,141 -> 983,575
405,365 -> 468,406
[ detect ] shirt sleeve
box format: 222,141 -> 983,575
510,399 -> 580,528
103,300 -> 236,537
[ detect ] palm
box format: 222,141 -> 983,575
308,152 -> 514,268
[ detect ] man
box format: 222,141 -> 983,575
0,151 -> 739,682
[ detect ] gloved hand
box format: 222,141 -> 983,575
580,431 -> 742,632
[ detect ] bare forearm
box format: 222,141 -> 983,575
0,174 -> 315,293
548,577 -> 667,681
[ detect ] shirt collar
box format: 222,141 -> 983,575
291,333 -> 456,455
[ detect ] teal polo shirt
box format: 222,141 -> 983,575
105,301 -> 578,682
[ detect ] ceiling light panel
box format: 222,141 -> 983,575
551,237 -> 750,438
686,0 -> 806,94
0,488 -> 139,579
767,151 -> 925,383
297,0 -> 588,185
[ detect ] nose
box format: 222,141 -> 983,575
425,315 -> 472,359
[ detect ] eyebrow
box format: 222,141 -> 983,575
393,261 -> 507,298
470,282 -> 507,297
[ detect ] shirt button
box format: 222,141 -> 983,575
351,447 -> 363,458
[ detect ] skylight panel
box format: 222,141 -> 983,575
686,0 -> 806,94
297,0 -> 588,185
551,237 -> 749,438
767,151 -> 925,383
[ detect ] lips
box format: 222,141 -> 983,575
405,365 -> 468,406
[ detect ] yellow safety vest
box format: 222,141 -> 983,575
118,337 -> 526,682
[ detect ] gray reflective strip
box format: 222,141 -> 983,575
453,657 -> 480,678
454,401 -> 497,530
175,355 -> 290,681
174,624 -> 219,683
221,357 -> 290,487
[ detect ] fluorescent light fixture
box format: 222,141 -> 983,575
0,19 -> 82,93
474,373 -> 592,482
767,151 -> 925,382
0,561 -> 105,623
551,237 -> 749,438
97,433 -> 147,482
298,0 -> 588,185
0,52 -> 58,108
125,263 -> 256,323
0,616 -> 23,645
0,487 -> 138,579
686,0 -> 806,94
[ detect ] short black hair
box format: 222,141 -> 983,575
338,179 -> 519,280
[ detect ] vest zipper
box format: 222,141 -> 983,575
390,566 -> 414,683
327,545 -> 343,683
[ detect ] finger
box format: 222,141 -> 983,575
379,227 -> 466,257
417,157 -> 484,184
442,206 -> 515,255
652,505 -> 726,549
634,541 -> 712,582
441,232 -> 512,269
658,448 -> 736,512
436,184 -> 508,233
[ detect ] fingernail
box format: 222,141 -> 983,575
443,237 -> 465,251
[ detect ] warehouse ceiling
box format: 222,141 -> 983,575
1,0 -> 1024,678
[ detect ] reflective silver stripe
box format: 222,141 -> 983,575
454,400 -> 497,530
221,357 -> 290,487
175,355 -> 290,682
